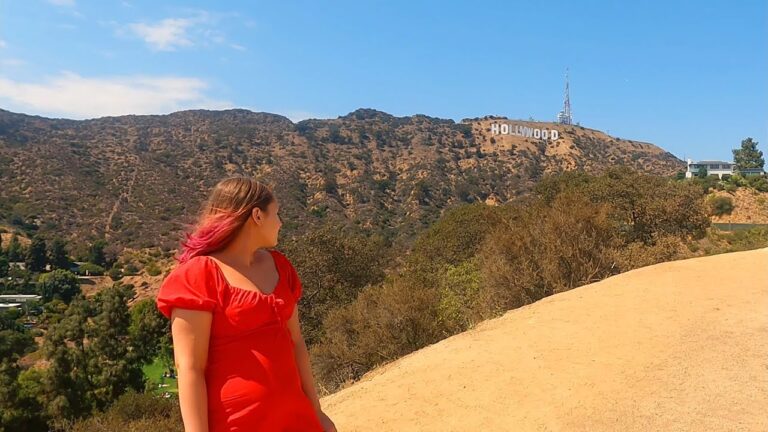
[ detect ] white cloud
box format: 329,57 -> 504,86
0,40 -> 6,48
128,18 -> 194,51
0,58 -> 25,67
48,0 -> 76,6
0,72 -> 233,119
124,11 -> 246,52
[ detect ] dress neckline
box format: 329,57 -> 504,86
204,250 -> 283,297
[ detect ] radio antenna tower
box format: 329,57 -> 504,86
557,68 -> 573,125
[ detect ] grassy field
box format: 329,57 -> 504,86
143,357 -> 178,394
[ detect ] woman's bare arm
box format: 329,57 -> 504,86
171,308 -> 213,432
286,307 -> 322,412
287,307 -> 337,431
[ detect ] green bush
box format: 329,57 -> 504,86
708,196 -> 735,216
748,176 -> 768,192
77,262 -> 105,276
64,391 -> 182,432
144,262 -> 161,277
108,267 -> 124,281
310,276 -> 443,395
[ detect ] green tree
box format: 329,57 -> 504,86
48,238 -> 70,270
697,165 -> 708,179
6,234 -> 23,263
88,240 -> 108,268
88,284 -> 145,412
128,298 -> 168,365
733,137 -> 764,170
41,295 -> 92,423
42,285 -> 147,426
0,255 -> 8,279
281,225 -> 388,346
0,309 -> 44,431
37,270 -> 81,304
25,235 -> 47,273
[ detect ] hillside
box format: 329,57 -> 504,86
710,188 -> 768,224
0,108 -> 683,256
319,248 -> 768,431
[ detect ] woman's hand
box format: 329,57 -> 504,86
317,410 -> 337,432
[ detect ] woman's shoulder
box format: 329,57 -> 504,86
270,249 -> 297,273
161,255 -> 218,285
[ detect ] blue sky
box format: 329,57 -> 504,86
0,1 -> 765,162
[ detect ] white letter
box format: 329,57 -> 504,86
533,129 -> 541,139
524,127 -> 533,137
500,124 -> 509,134
491,123 -> 499,135
551,130 -> 559,140
542,130 -> 549,140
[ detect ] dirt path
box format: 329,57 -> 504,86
105,156 -> 139,240
320,248 -> 768,431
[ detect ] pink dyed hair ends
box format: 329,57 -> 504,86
176,213 -> 243,264
174,177 -> 275,264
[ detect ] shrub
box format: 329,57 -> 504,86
708,196 -> 735,216
64,391 -> 182,432
608,235 -> 688,272
144,262 -> 161,277
310,276 -> 443,395
77,263 -> 105,276
479,192 -> 621,310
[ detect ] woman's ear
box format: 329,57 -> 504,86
251,207 -> 262,225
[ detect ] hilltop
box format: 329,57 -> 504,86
0,108 -> 683,257
320,248 -> 768,431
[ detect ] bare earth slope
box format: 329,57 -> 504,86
320,248 -> 768,431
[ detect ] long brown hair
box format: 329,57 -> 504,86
176,176 -> 275,264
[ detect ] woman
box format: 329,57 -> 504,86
156,176 -> 337,432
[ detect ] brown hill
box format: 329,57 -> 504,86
319,248 -> 768,431
710,188 -> 768,224
0,108 -> 683,257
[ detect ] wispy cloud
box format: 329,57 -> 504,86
123,10 -> 246,52
47,0 -> 76,6
0,72 -> 233,119
0,59 -> 25,67
0,40 -> 6,49
128,18 -> 195,51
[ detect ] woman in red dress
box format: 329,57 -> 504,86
156,176 -> 337,432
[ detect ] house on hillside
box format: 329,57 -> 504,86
685,159 -> 765,179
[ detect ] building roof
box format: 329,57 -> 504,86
693,160 -> 733,165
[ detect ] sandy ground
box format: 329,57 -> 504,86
319,248 -> 768,431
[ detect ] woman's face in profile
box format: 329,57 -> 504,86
253,199 -> 282,247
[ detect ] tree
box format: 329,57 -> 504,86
0,309 -> 46,431
128,298 -> 168,365
88,239 -> 108,268
37,270 -> 81,304
281,225 -> 389,346
697,165 -> 708,179
6,234 -> 23,262
733,137 -> 764,170
88,284 -> 145,412
25,236 -> 47,273
48,238 -> 69,270
0,255 -> 8,279
42,284 -> 146,425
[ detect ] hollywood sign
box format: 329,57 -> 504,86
490,123 -> 560,140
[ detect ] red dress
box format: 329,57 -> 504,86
156,249 -> 324,432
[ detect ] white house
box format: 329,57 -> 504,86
685,159 -> 735,179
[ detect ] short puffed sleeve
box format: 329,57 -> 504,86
156,256 -> 219,319
275,250 -> 303,301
